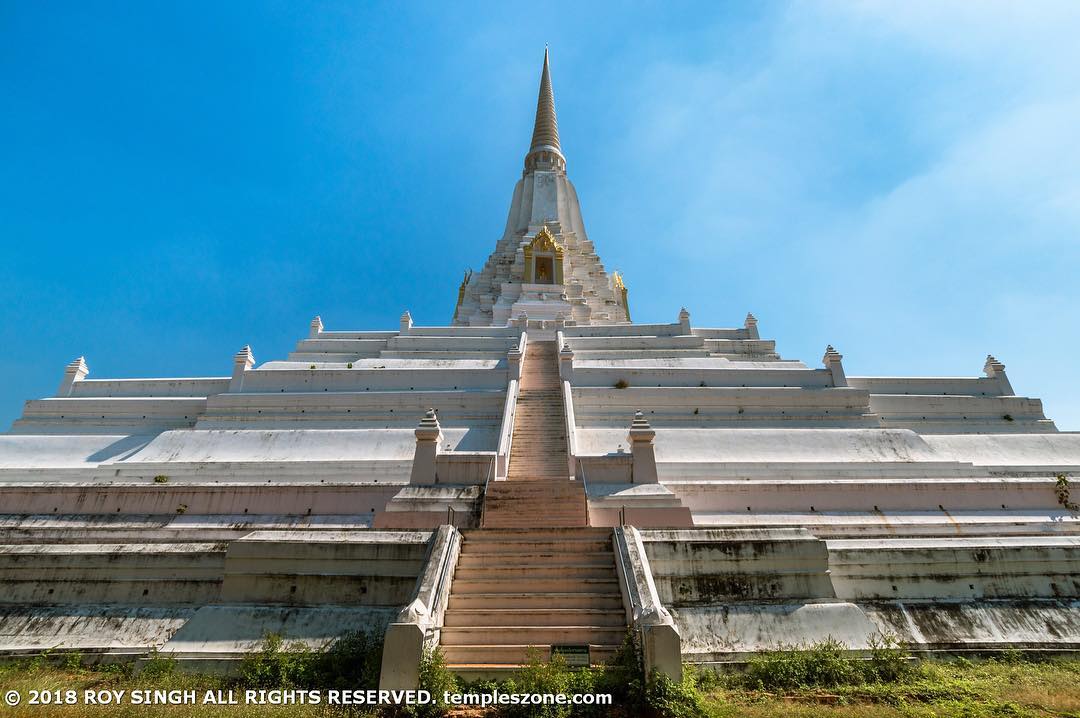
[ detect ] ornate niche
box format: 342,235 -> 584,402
523,226 -> 565,285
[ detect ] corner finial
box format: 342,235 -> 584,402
744,312 -> 759,339
984,354 -> 1014,395
983,354 -> 1005,376
822,345 -> 847,387
628,411 -> 658,484
230,345 -> 255,392
310,315 -> 323,339
57,356 -> 89,396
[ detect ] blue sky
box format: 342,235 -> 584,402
1,1 -> 1078,429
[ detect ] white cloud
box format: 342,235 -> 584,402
595,1 -> 1080,427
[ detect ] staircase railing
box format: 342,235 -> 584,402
479,453 -> 494,528
578,457 -> 591,527
612,526 -> 683,681
562,379 -> 578,479
379,525 -> 462,690
495,332 -> 526,480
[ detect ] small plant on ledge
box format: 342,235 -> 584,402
1056,474 -> 1079,512
152,475 -> 169,484
614,379 -> 630,389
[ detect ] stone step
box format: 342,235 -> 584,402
501,472 -> 578,479
505,457 -> 569,463
451,570 -> 613,587
484,487 -> 582,496
441,625 -> 627,647
483,495 -> 583,505
482,494 -> 584,505
463,527 -> 610,539
505,468 -> 569,475
509,436 -> 566,442
507,445 -> 567,450
442,644 -> 621,669
482,510 -> 583,519
461,542 -> 610,555
499,478 -> 575,485
480,498 -> 585,508
486,480 -> 582,490
457,552 -> 614,569
501,475 -> 575,482
483,503 -> 580,511
450,577 -> 620,594
462,524 -> 609,535
509,444 -> 570,451
481,517 -> 588,529
508,445 -> 567,451
443,608 -> 626,627
485,486 -> 583,498
507,454 -> 567,460
447,592 -> 623,610
484,496 -> 582,505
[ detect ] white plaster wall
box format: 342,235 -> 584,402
128,429 -> 418,463
159,605 -> 398,656
0,435 -> 151,468
577,428 -> 941,463
0,606 -> 195,652
923,433 -> 1080,469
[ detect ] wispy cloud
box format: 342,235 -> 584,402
591,0 -> 1080,426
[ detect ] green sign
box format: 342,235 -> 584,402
551,644 -> 590,667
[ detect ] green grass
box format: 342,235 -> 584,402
699,655 -> 1080,718
1,650 -> 1079,717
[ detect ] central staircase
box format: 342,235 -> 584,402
440,341 -> 625,675
483,340 -> 586,528
440,528 -> 625,676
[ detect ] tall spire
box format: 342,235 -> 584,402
525,47 -> 565,172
